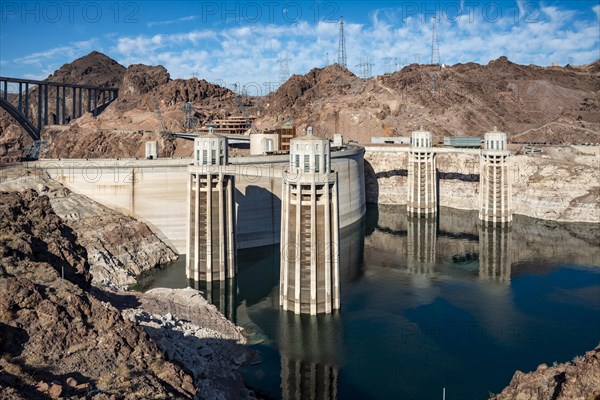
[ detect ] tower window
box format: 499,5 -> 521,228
304,155 -> 309,172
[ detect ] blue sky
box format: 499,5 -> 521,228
1,1 -> 598,94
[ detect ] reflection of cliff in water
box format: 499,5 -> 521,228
364,204 -> 600,281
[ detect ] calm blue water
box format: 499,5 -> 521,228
136,205 -> 600,400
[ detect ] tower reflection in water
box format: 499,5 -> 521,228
188,278 -> 237,322
366,205 -> 514,283
406,215 -> 437,275
277,312 -> 342,400
234,221 -> 362,400
479,223 -> 512,283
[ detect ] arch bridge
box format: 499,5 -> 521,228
0,76 -> 119,154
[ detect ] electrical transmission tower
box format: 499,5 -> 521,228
151,97 -> 168,133
355,58 -> 374,79
263,82 -> 278,94
431,16 -> 441,65
337,17 -> 347,68
278,54 -> 291,86
181,102 -> 197,131
355,60 -> 365,79
383,57 -> 393,74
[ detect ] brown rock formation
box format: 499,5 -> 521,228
0,167 -> 179,287
120,64 -> 170,97
0,190 -> 196,398
2,52 -> 598,161
257,57 -> 600,144
45,51 -> 126,88
492,345 -> 600,400
0,51 -> 127,162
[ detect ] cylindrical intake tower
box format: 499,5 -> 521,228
407,128 -> 437,216
187,129 -> 236,282
280,127 -> 341,315
479,127 -> 512,224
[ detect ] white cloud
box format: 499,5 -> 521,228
147,15 -> 197,28
5,3 -> 599,91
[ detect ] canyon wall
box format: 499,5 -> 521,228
364,146 -> 599,223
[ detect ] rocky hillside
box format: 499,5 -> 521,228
0,188 -> 253,399
0,51 -> 242,161
256,57 -> 600,143
45,51 -> 126,87
0,167 -> 178,288
1,52 -> 599,161
492,344 -> 600,400
0,190 -> 196,398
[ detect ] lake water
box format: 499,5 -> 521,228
135,205 -> 600,400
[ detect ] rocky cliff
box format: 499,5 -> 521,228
0,187 -> 254,399
0,190 -> 196,398
492,345 -> 600,400
0,167 -> 178,288
0,51 -> 242,161
0,52 -> 128,163
3,52 -> 598,162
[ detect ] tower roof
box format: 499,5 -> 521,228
293,127 -> 327,141
200,127 -> 226,139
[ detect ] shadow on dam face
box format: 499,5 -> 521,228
235,184 -> 282,249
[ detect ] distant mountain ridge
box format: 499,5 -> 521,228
1,51 -> 599,162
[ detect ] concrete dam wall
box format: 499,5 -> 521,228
33,146 -> 366,254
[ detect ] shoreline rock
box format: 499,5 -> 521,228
99,287 -> 254,399
0,166 -> 178,288
0,189 -> 257,399
0,190 -> 196,398
491,345 -> 600,400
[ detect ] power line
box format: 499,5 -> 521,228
355,58 -> 374,79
